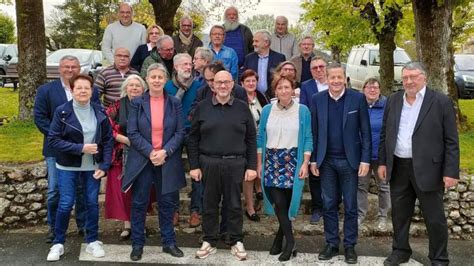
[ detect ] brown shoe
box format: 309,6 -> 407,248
189,212 -> 201,228
173,211 -> 179,226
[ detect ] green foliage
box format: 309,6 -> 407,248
244,14 -> 275,33
174,3 -> 207,35
453,1 -> 474,51
0,12 -> 15,43
46,0 -> 118,50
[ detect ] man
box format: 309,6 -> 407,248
188,70 -> 257,261
208,25 -> 238,80
94,47 -> 139,107
101,3 -> 146,64
141,35 -> 175,79
222,6 -> 253,72
378,62 -> 459,266
193,47 -> 214,87
34,55 -> 100,243
243,30 -> 285,99
300,56 -> 329,107
290,36 -> 315,83
172,16 -> 203,58
164,53 -> 202,227
310,62 -> 371,264
270,16 -> 298,60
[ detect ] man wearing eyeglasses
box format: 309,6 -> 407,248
172,16 -> 203,58
187,70 -> 257,261
141,35 -> 176,79
101,3 -> 146,64
378,62 -> 459,266
290,36 -> 316,83
208,25 -> 238,80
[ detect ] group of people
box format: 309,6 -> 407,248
32,2 -> 460,266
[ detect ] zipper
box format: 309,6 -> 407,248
61,119 -> 82,133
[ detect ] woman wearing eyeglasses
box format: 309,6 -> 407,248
131,24 -> 164,72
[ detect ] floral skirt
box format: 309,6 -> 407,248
264,147 -> 298,189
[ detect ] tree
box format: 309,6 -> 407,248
0,12 -> 15,43
47,0 -> 118,51
15,0 -> 46,120
244,14 -> 275,33
452,1 -> 474,51
149,0 -> 182,35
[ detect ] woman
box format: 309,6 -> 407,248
46,74 -> 113,261
357,77 -> 390,229
122,63 -> 186,261
131,24 -> 164,72
240,69 -> 269,222
104,75 -> 146,240
271,61 -> 300,103
257,76 -> 312,261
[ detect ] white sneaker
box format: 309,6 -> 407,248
195,241 -> 217,259
377,217 -> 388,231
231,241 -> 247,261
46,244 -> 64,261
86,240 -> 105,258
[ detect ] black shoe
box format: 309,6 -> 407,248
163,245 -> 184,258
269,236 -> 283,255
344,247 -> 357,264
78,228 -> 86,237
256,192 -> 264,200
318,244 -> 339,260
383,253 -> 410,266
245,211 -> 260,222
130,247 -> 143,261
278,243 -> 297,262
45,230 -> 55,244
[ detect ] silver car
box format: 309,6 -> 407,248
46,48 -> 103,79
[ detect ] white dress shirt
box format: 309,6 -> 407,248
316,79 -> 329,92
60,79 -> 73,101
394,86 -> 426,158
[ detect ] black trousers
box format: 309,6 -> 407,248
200,155 -> 245,246
309,173 -> 323,213
390,157 -> 449,264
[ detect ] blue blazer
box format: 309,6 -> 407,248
122,91 -> 186,195
300,79 -> 319,107
47,101 -> 113,171
34,79 -> 100,157
243,50 -> 286,98
311,89 -> 371,170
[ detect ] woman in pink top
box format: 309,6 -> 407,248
122,63 -> 186,261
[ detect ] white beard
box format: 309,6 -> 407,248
223,20 -> 240,31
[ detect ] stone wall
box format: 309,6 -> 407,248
0,162 -> 472,240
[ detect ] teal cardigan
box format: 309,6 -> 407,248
257,103 -> 313,220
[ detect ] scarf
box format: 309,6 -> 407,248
172,71 -> 194,100
179,31 -> 193,46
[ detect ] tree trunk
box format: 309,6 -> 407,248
378,32 -> 396,96
330,45 -> 341,63
149,0 -> 182,35
15,0 -> 46,121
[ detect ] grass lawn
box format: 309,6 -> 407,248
0,88 -> 19,119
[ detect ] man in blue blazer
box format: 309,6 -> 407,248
243,30 -> 285,99
33,55 -> 100,243
310,63 -> 371,264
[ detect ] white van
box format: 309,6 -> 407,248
345,44 -> 411,91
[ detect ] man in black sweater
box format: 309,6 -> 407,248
187,70 -> 257,261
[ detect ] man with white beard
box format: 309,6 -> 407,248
222,6 -> 253,75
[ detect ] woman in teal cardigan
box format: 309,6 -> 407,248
257,75 -> 313,261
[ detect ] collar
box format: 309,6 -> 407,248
113,64 -> 130,73
147,43 -> 154,51
212,95 -> 234,106
315,79 -> 327,86
276,99 -> 294,110
275,32 -> 288,38
329,89 -> 345,101
258,52 -> 269,58
119,20 -> 133,27
403,86 -> 426,102
60,78 -> 70,90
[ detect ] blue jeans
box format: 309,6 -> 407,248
46,157 -> 86,231
320,158 -> 358,248
53,169 -> 100,244
131,162 -> 178,248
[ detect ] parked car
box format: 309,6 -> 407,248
0,44 -> 18,76
454,54 -> 474,99
345,44 -> 411,91
46,48 -> 103,79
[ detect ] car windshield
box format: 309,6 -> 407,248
369,50 -> 411,66
4,45 -> 17,58
0,46 -> 6,57
455,55 -> 474,71
47,50 -> 91,64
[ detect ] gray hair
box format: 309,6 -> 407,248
275,16 -> 288,25
223,6 -> 239,20
59,55 -> 80,64
118,2 -> 133,15
173,53 -> 192,65
120,74 -> 146,98
311,56 -> 328,64
210,25 -> 225,35
255,30 -> 272,45
402,61 -> 427,76
146,63 -> 169,80
326,62 -> 345,77
156,35 -> 173,50
180,15 -> 193,27
299,35 -> 315,45
195,47 -> 214,63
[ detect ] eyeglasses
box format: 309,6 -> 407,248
159,48 -> 174,52
214,80 -> 233,86
401,73 -> 423,82
181,24 -> 192,28
194,57 -> 205,61
311,65 -> 326,70
205,78 -> 214,83
149,32 -> 161,35
114,54 -> 129,58
365,85 -> 380,90
211,33 -> 224,36
119,11 -> 131,15
282,67 -> 296,72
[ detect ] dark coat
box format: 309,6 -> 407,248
34,79 -> 100,157
300,79 -> 320,107
311,89 -> 372,170
378,88 -> 459,191
122,91 -> 186,195
130,44 -> 151,73
172,34 -> 203,58
47,101 -> 113,171
243,50 -> 286,99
